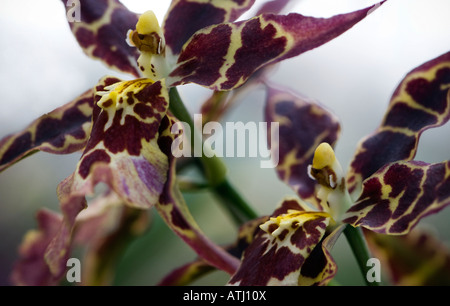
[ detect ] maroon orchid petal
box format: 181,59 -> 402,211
0,88 -> 94,173
73,78 -> 170,209
265,83 -> 341,210
365,229 -> 450,285
255,0 -> 292,15
298,224 -> 345,286
11,209 -> 63,286
155,115 -> 240,276
163,0 -> 256,56
228,198 -> 331,285
61,0 -> 140,77
343,160 -> 450,235
168,2 -> 385,90
347,51 -> 450,196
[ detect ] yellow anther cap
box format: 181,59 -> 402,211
136,11 -> 161,35
312,142 -> 336,170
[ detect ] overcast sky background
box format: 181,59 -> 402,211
0,0 -> 449,285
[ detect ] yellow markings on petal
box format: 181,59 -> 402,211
209,15 -> 294,90
20,229 -> 41,251
258,208 -> 330,260
166,0 -> 254,22
394,61 -> 450,115
71,1 -> 123,56
97,78 -> 153,108
260,210 -> 331,239
95,78 -> 167,133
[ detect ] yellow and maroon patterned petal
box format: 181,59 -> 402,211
155,115 -> 240,275
228,198 -> 331,285
365,229 -> 450,285
163,0 -> 256,56
70,77 -> 170,209
43,78 -> 170,276
61,0 -> 140,77
0,88 -> 95,173
298,224 -> 345,286
347,51 -> 450,197
265,84 -> 341,210
343,160 -> 450,235
168,2 -> 385,90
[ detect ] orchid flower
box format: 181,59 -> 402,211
160,51 -> 450,286
230,50 -> 450,285
0,0 -> 387,285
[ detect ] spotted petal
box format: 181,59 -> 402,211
44,77 -> 170,276
0,88 -> 95,173
265,84 -> 341,210
298,224 -> 344,286
347,51 -> 450,196
168,2 -> 385,90
163,0 -> 256,57
61,0 -> 140,77
155,115 -> 240,275
343,160 -> 450,235
228,198 -> 331,285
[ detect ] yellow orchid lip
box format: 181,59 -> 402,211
96,78 -> 154,109
260,210 -> 331,239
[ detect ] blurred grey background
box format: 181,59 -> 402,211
0,0 -> 449,285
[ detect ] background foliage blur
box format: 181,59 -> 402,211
0,0 -> 449,285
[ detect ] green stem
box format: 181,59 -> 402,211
169,87 -> 227,186
213,180 -> 259,224
344,225 -> 380,286
169,87 -> 257,224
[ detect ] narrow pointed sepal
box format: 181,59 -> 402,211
347,51 -> 450,196
265,84 -> 341,210
168,2 -> 386,90
343,160 -> 450,235
155,115 -> 240,275
0,88 -> 94,172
